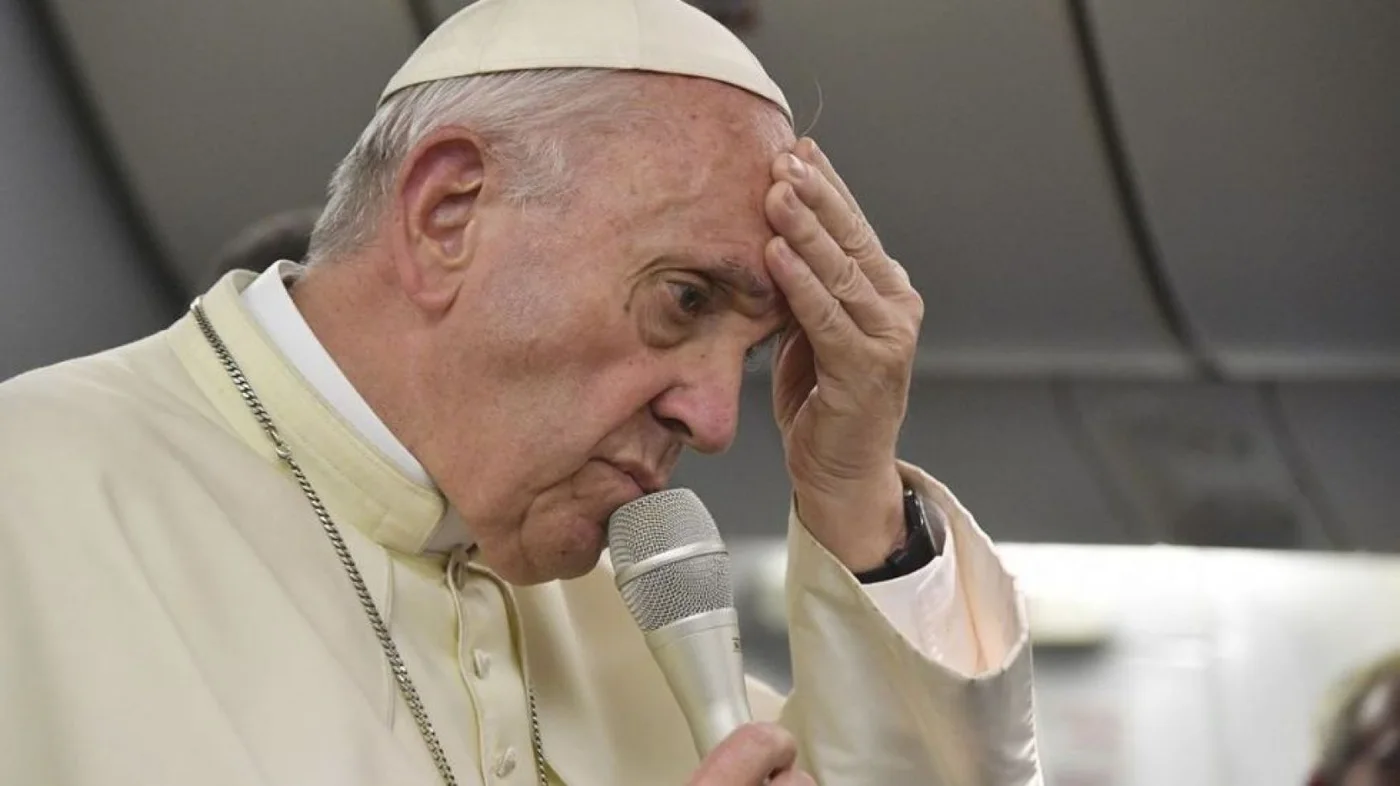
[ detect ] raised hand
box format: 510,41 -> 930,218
763,138 -> 924,572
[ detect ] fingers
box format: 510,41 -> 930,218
775,150 -> 880,264
770,770 -> 818,786
770,327 -> 815,431
793,136 -> 861,219
765,235 -> 856,355
774,138 -> 914,298
688,723 -> 798,786
765,181 -> 891,335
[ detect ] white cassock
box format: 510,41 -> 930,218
0,263 -> 1042,785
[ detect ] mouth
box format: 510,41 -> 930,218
602,459 -> 665,496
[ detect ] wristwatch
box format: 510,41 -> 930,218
854,481 -> 942,584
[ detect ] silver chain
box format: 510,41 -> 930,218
191,300 -> 548,786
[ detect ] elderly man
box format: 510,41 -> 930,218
0,1 -> 1039,784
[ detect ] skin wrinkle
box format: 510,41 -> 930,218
293,75 -> 793,584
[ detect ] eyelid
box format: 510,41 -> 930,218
666,273 -> 726,308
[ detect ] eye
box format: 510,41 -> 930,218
667,280 -> 713,318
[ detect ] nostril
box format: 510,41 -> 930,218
656,415 -> 691,440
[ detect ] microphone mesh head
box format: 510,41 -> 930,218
608,488 -> 733,633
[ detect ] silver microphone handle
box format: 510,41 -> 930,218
643,608 -> 752,756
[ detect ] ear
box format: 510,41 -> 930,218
389,126 -> 487,314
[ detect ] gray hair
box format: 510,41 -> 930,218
306,68 -> 652,264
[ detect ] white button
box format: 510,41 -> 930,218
473,649 -> 492,679
494,746 -> 517,777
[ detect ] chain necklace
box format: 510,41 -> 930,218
191,300 -> 548,786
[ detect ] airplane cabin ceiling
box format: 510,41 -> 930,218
0,0 -> 171,380
736,0 -> 1190,377
1085,0 -> 1400,377
1270,382 -> 1400,552
674,380 -> 1137,545
41,0 -> 421,292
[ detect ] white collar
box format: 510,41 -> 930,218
242,261 -> 472,552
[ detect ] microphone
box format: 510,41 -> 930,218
608,489 -> 752,757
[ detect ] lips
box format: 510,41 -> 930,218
602,459 -> 665,496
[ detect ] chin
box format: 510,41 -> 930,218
480,465 -> 643,584
545,510 -> 611,579
487,506 -> 612,586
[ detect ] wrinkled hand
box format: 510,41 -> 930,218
764,138 -> 924,573
686,723 -> 815,786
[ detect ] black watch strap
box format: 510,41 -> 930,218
854,482 -> 941,584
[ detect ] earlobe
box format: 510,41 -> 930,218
391,128 -> 488,312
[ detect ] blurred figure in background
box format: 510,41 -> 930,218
1310,653 -> 1400,786
205,205 -> 321,287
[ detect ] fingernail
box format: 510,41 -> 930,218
785,153 -> 807,179
782,183 -> 800,209
772,237 -> 795,265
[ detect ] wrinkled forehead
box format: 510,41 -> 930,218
582,79 -> 790,248
602,74 -> 793,180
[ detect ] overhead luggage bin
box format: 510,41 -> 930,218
1084,0 -> 1400,377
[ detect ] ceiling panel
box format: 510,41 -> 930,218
674,379 -> 1133,545
1069,382 -> 1338,550
1086,1 -> 1400,377
0,0 -> 172,381
736,0 -> 1187,376
895,380 -> 1135,544
42,0 -> 421,293
1269,382 -> 1400,552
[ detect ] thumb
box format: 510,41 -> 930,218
688,723 -> 798,785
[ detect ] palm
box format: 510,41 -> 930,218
771,329 -> 816,437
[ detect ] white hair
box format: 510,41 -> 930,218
306,68 -> 653,263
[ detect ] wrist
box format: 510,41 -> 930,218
792,469 -> 905,573
853,481 -> 941,584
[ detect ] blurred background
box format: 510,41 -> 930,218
2,0 -> 1397,783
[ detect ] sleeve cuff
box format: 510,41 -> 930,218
857,545 -> 941,652
788,460 -> 1028,679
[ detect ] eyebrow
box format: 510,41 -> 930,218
705,257 -> 776,301
705,257 -> 797,343
655,253 -> 794,343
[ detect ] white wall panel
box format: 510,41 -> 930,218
730,540 -> 1400,785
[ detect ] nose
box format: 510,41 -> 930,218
649,352 -> 745,455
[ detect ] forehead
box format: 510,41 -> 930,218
593,76 -> 795,275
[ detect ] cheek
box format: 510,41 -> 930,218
477,346 -> 664,490
538,367 -> 661,457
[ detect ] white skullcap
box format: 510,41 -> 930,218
379,0 -> 791,121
